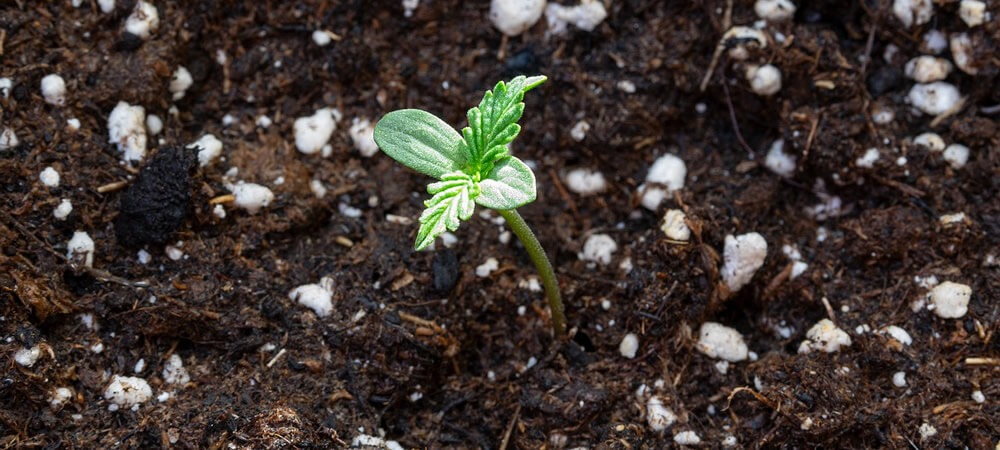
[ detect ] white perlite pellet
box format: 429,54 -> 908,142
50,387 -> 73,409
746,64 -> 782,96
872,105 -> 895,124
696,322 -> 749,362
66,231 -> 95,268
959,0 -> 988,27
53,199 -> 73,220
939,212 -> 966,226
108,101 -> 148,163
104,375 -> 153,409
351,435 -> 405,450
145,114 -> 162,135
475,257 -> 499,277
646,396 -> 677,431
14,345 -> 42,367
942,144 -> 969,169
402,0 -> 420,18
162,354 -> 190,385
545,0 -> 608,34
164,242 -> 184,261
913,132 -> 945,152
0,77 -> 12,98
40,74 -> 67,106
930,281 -> 971,318
904,56 -> 952,83
919,423 -> 937,440
723,26 -> 768,61
489,0 -> 546,36
660,209 -> 691,242
40,166 -> 60,187
98,0 -> 115,13
892,371 -> 907,387
856,148 -> 880,168
639,154 -> 687,211
619,333 -> 639,359
229,182 -> 274,214
892,0 -> 934,28
921,29 -> 948,54
169,66 -> 193,101
293,108 -> 338,155
349,118 -> 379,157
288,277 -> 335,317
564,168 -> 606,195
754,0 -> 796,21
311,30 -> 335,47
190,134 -> 223,167
125,1 -> 159,39
309,179 -> 327,199
798,319 -> 852,354
569,120 -> 590,141
971,390 -> 985,403
674,431 -> 701,446
764,139 -> 795,177
907,82 -> 960,116
0,127 -> 17,150
950,33 -> 977,75
721,232 -> 767,292
879,325 -> 913,346
579,234 -> 617,265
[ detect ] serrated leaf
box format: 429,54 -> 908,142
415,172 -> 477,250
463,75 -> 546,171
476,156 -> 536,210
374,109 -> 467,179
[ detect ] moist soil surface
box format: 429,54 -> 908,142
2,1 -> 999,449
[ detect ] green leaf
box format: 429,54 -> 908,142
374,109 -> 467,179
415,172 -> 478,250
462,75 -> 547,171
476,156 -> 536,210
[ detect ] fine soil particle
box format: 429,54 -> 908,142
115,145 -> 196,247
1,1 -> 999,449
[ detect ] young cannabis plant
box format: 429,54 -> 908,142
373,75 -> 566,335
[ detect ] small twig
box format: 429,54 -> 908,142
822,296 -> 836,321
722,81 -> 755,159
1,208 -> 148,288
498,404 -> 521,450
761,262 -> 794,300
266,348 -> 287,368
859,22 -> 877,75
965,357 -> 1000,366
547,168 -> 578,217
871,175 -> 926,198
496,34 -> 509,61
96,180 -> 129,193
722,0 -> 733,29
725,386 -> 778,410
699,0 -> 734,92
929,96 -> 968,128
803,113 -> 821,162
209,194 -> 236,204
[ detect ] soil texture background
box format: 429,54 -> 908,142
1,1 -> 999,449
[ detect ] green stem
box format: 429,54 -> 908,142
496,208 -> 566,336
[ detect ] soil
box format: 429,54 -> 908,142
1,1 -> 998,449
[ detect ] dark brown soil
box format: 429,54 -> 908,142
2,1 -> 998,449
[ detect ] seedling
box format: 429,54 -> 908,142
373,75 -> 566,335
